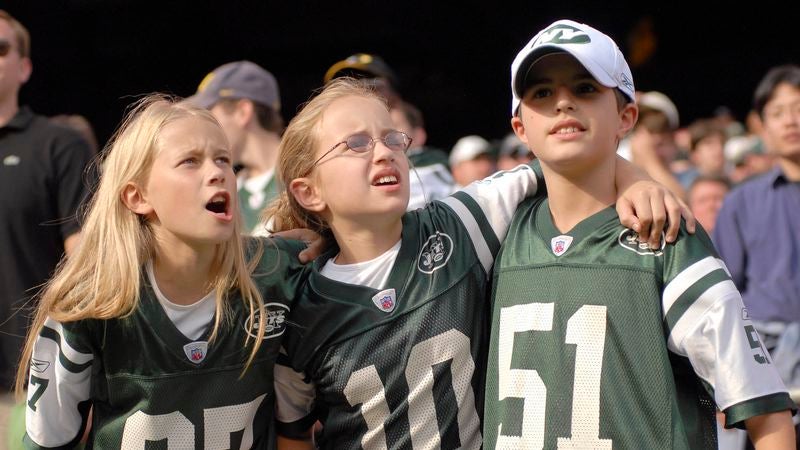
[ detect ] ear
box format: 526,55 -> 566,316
289,177 -> 326,213
18,57 -> 32,85
617,103 -> 639,140
236,99 -> 255,127
121,182 -> 154,216
412,127 -> 427,147
511,116 -> 529,146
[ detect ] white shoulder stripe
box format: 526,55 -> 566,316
43,317 -> 93,365
663,256 -> 726,317
457,166 -> 537,243
440,197 -> 494,275
667,280 -> 739,353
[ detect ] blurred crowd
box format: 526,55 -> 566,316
2,8 -> 799,449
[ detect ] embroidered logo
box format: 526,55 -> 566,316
618,229 -> 664,256
550,235 -> 574,256
371,288 -> 397,313
30,358 -> 50,373
417,232 -> 454,274
3,155 -> 20,166
183,341 -> 208,364
534,24 -> 590,47
244,302 -> 289,340
742,308 -> 751,321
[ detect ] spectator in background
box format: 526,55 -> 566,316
724,134 -> 772,184
677,118 -> 728,189
0,7 -> 96,403
626,90 -> 687,199
324,52 -> 400,107
448,134 -> 495,187
49,114 -> 99,154
713,65 -> 800,446
686,173 -> 730,236
496,132 -> 534,171
187,61 -> 284,235
389,99 -> 454,210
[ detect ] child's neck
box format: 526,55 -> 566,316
542,160 -> 617,233
151,242 -> 217,306
328,217 -> 403,265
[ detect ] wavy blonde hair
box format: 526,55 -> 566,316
16,94 -> 267,395
265,77 -> 384,234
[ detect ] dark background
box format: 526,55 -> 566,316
5,1 -> 799,152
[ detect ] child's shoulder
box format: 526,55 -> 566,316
244,235 -> 307,270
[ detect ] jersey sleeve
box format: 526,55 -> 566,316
661,228 -> 795,428
274,348 -> 317,439
249,236 -> 309,305
24,318 -> 94,449
437,162 -> 542,274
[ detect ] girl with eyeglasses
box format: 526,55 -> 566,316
266,77 -> 690,449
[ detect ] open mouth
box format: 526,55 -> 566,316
205,192 -> 231,218
373,175 -> 399,186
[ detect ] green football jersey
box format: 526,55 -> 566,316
484,197 -> 794,449
275,165 -> 542,449
24,237 -> 307,449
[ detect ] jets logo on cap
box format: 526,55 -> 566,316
534,24 -> 590,47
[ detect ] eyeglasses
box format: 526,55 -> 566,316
0,40 -> 11,57
310,130 -> 412,168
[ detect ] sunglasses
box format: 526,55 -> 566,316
310,130 -> 412,169
0,40 -> 12,57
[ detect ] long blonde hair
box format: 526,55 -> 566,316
16,94 -> 267,395
265,77 -> 384,234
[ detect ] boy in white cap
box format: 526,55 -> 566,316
484,19 -> 795,449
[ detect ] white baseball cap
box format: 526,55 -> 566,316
639,91 -> 680,130
510,19 -> 635,116
449,135 -> 492,167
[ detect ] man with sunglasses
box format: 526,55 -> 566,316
0,10 -> 95,425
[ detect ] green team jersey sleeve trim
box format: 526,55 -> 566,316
439,163 -> 539,274
662,237 -> 794,426
724,392 -> 797,429
25,318 -> 94,449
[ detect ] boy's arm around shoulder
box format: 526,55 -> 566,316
745,410 -> 795,449
614,155 -> 695,249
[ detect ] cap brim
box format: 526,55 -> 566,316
514,47 -> 618,100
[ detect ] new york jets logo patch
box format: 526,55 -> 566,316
244,303 -> 289,340
534,24 -> 590,47
551,235 -> 574,256
417,232 -> 454,274
618,229 -> 664,256
183,341 -> 208,364
371,288 -> 397,313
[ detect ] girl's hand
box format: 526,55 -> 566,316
271,228 -> 326,263
616,180 -> 696,249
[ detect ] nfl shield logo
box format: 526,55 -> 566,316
372,288 -> 397,313
551,235 -> 573,256
183,341 -> 208,364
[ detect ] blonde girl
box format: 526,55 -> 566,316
16,94 -> 307,449
267,78 -> 689,449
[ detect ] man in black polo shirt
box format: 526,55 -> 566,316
0,10 -> 95,395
